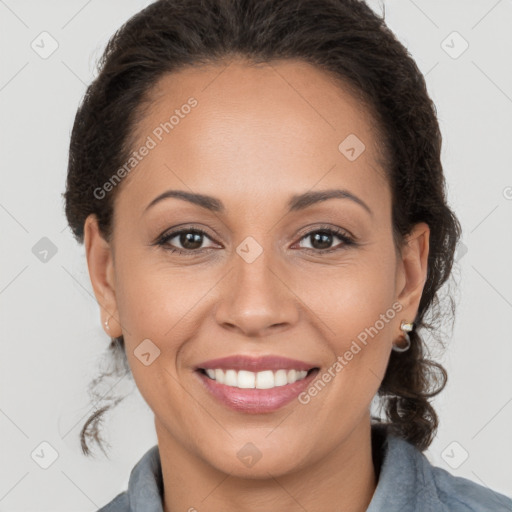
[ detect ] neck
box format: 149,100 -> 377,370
157,416 -> 378,512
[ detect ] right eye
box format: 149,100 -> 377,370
156,228 -> 220,255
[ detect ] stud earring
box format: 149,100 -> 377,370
104,317 -> 110,331
392,320 -> 414,352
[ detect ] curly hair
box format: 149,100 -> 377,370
63,0 -> 462,456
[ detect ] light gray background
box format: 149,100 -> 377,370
1,0 -> 511,510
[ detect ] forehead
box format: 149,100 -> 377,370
118,58 -> 389,216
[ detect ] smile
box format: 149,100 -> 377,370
195,367 -> 320,413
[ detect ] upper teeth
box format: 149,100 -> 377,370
204,369 -> 309,389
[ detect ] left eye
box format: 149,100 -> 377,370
295,228 -> 354,252
157,228 -> 217,253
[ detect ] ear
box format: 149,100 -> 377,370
395,222 -> 430,320
83,214 -> 121,338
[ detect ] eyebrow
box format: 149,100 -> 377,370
143,188 -> 373,217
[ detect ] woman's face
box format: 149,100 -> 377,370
85,58 -> 429,478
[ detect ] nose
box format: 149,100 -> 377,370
214,246 -> 300,337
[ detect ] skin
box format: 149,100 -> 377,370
84,58 -> 429,512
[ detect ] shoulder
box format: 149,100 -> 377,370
368,424 -> 512,512
427,462 -> 512,512
95,444 -> 163,512
97,491 -> 129,512
403,435 -> 512,511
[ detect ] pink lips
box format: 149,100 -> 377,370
194,355 -> 320,413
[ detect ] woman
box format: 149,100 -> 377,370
63,0 -> 512,510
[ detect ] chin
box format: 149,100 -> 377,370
203,441 -> 306,480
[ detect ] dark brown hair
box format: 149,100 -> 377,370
63,0 -> 462,456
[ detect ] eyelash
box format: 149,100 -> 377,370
155,224 -> 357,256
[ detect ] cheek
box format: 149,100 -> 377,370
113,264 -> 190,419
114,250 -> 195,338
112,254 -> 216,390
296,251 -> 398,402
296,252 -> 398,343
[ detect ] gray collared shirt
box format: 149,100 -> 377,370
97,424 -> 512,511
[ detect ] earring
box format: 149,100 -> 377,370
392,320 -> 414,352
104,317 -> 110,331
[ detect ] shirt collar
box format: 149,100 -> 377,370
366,424 -> 439,511
127,443 -> 164,512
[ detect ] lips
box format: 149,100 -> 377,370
195,366 -> 320,413
194,354 -> 321,413
195,354 -> 318,373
